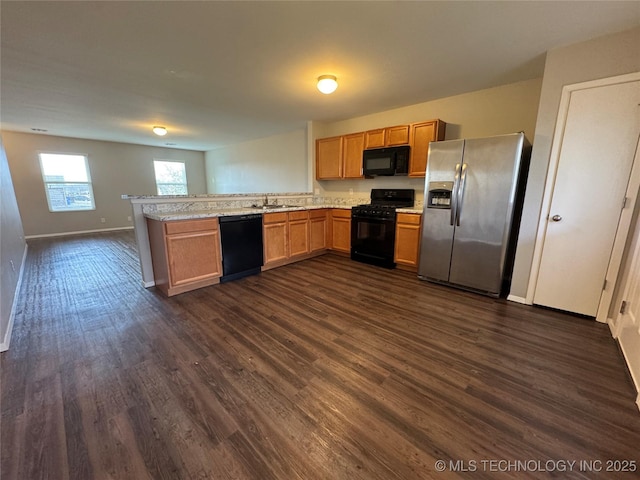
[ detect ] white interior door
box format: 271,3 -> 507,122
533,79 -> 640,317
614,208 -> 640,411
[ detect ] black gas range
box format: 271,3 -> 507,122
351,189 -> 415,268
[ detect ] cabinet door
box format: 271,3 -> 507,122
310,210 -> 329,252
394,214 -> 422,269
264,222 -> 287,264
409,120 -> 445,177
166,230 -> 222,286
343,132 -> 365,178
364,129 -> 386,149
331,216 -> 351,253
386,125 -> 410,146
316,136 -> 343,179
288,211 -> 310,258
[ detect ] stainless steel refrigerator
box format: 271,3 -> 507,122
418,133 -> 530,296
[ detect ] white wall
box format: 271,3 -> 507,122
0,134 -> 27,351
3,132 -> 206,237
205,128 -> 308,194
313,78 -> 543,203
511,26 -> 640,300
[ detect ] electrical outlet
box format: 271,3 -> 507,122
314,188 -> 320,195
100,217 -> 106,223
349,188 -> 354,195
127,216 -> 132,222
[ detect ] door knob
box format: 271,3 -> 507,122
551,214 -> 562,222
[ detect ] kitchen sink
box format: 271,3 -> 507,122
262,204 -> 289,209
247,204 -> 294,210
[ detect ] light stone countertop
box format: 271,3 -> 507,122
397,208 -> 423,214
144,204 -> 354,222
144,204 -> 423,222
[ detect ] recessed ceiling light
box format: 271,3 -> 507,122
317,75 -> 338,94
152,126 -> 168,136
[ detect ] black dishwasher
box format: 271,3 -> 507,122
219,214 -> 264,283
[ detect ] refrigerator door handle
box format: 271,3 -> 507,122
456,163 -> 468,226
451,163 -> 462,226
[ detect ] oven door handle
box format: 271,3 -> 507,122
351,214 -> 395,223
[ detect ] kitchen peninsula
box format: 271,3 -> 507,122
128,192 -> 423,296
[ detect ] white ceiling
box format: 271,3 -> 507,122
1,1 -> 639,151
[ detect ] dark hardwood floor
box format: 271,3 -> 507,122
2,230 -> 639,479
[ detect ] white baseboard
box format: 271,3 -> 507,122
507,294 -> 527,304
1,244 -> 28,352
142,280 -> 155,288
25,226 -> 134,239
608,316 -> 618,337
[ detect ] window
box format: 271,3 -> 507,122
39,153 -> 95,212
154,160 -> 188,195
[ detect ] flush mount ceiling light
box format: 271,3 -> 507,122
317,75 -> 338,94
152,126 -> 168,136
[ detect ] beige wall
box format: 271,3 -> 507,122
205,128 -> 308,194
511,26 -> 640,300
0,134 -> 26,350
3,132 -> 206,237
313,77 -> 543,201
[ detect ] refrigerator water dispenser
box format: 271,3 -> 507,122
427,181 -> 454,209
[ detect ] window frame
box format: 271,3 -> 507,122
153,160 -> 188,196
38,152 -> 96,212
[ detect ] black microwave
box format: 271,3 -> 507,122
362,146 -> 410,176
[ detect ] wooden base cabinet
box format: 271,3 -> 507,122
288,210 -> 310,258
330,209 -> 351,254
263,210 -> 327,270
394,213 -> 422,270
263,212 -> 288,265
309,209 -> 329,252
147,218 -> 223,296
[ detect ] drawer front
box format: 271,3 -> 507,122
288,210 -> 309,222
263,212 -> 288,224
331,208 -> 352,219
397,213 -> 421,225
309,208 -> 328,219
165,218 -> 219,235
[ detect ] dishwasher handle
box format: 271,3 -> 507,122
219,214 -> 263,223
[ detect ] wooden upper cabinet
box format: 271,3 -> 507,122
317,120 -> 442,180
386,125 -> 410,146
364,125 -> 409,149
343,132 -> 365,178
316,136 -> 343,180
408,120 -> 446,177
364,128 -> 386,149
